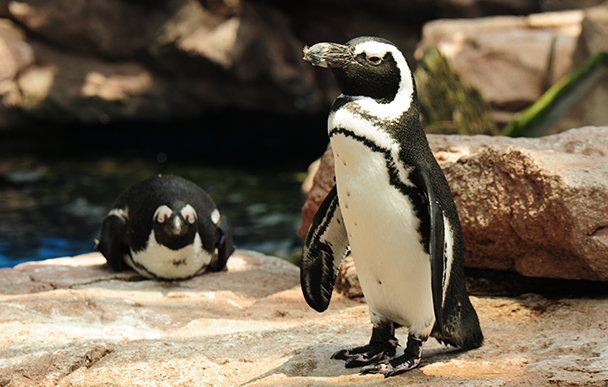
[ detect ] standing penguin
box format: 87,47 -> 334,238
97,175 -> 235,280
301,37 -> 483,377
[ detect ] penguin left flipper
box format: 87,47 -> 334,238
413,167 -> 446,334
96,213 -> 130,272
208,215 -> 235,272
301,186 -> 350,312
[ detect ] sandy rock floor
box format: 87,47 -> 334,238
1,250 -> 607,386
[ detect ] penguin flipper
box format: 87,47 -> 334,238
301,186 -> 350,312
96,214 -> 129,272
209,215 -> 235,272
418,168 -> 446,335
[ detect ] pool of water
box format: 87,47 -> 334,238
0,155 -> 312,268
0,114 -> 328,268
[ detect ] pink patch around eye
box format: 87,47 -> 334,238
367,55 -> 381,64
155,206 -> 173,223
181,205 -> 197,224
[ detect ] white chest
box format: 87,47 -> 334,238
128,232 -> 214,280
330,130 -> 435,334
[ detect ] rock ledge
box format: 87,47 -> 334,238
1,251 -> 607,386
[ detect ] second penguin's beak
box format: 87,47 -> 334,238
303,42 -> 351,69
167,215 -> 186,236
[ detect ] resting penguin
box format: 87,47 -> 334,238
301,36 -> 483,377
96,175 -> 235,280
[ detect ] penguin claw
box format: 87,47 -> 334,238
331,344 -> 395,368
359,353 -> 421,378
360,361 -> 391,375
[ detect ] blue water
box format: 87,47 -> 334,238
0,237 -> 96,268
0,113 -> 329,269
0,156 -> 309,269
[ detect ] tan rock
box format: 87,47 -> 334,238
0,18 -> 33,126
334,254 -> 363,298
297,144 -> 336,239
436,0 -> 536,18
416,10 -> 585,127
562,3 -> 608,135
0,0 -> 323,121
437,0 -> 604,18
431,126 -> 608,280
1,251 -> 608,386
0,19 -> 32,82
539,0 -> 606,12
299,127 -> 608,281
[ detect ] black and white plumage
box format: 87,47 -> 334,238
301,36 -> 483,377
96,175 -> 235,280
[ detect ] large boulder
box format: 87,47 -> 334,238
565,3 -> 608,137
1,251 -> 608,385
416,3 -> 608,133
416,9 -> 585,129
299,126 -> 608,281
0,0 -> 325,127
0,19 -> 33,127
1,0 -> 607,130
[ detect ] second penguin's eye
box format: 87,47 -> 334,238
154,205 -> 173,224
184,213 -> 196,224
180,204 -> 197,225
367,55 -> 382,65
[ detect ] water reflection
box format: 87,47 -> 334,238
0,154 -> 309,268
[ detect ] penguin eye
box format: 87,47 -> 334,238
366,55 -> 382,65
180,205 -> 197,225
184,213 -> 196,224
154,205 -> 173,224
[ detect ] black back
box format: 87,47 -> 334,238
97,175 -> 235,274
315,36 -> 483,349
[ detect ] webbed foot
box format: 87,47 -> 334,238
360,335 -> 424,378
332,321 -> 398,368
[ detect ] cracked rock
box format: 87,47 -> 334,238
299,126 -> 608,281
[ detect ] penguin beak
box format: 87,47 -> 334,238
167,215 -> 186,236
303,42 -> 351,69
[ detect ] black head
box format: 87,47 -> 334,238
303,36 -> 413,104
152,204 -> 198,250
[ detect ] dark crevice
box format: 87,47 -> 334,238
589,225 -> 608,237
466,268 -> 608,298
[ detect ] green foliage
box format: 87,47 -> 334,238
414,47 -> 499,136
501,51 -> 608,137
415,46 -> 608,138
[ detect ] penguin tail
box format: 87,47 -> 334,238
432,297 -> 483,350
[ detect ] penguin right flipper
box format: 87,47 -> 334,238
301,185 -> 350,312
208,215 -> 235,272
96,214 -> 129,272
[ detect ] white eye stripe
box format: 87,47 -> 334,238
353,41 -> 393,58
154,205 -> 173,223
349,40 -> 414,120
180,204 -> 198,224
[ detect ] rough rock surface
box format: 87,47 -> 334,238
416,9 -> 583,127
566,3 -> 608,137
0,1 -> 606,129
297,144 -> 335,239
298,126 -> 608,281
0,0 -> 325,126
1,251 -> 608,386
417,3 -> 608,132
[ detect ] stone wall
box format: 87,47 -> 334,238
1,251 -> 607,385
299,127 -> 608,282
0,0 -> 606,130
